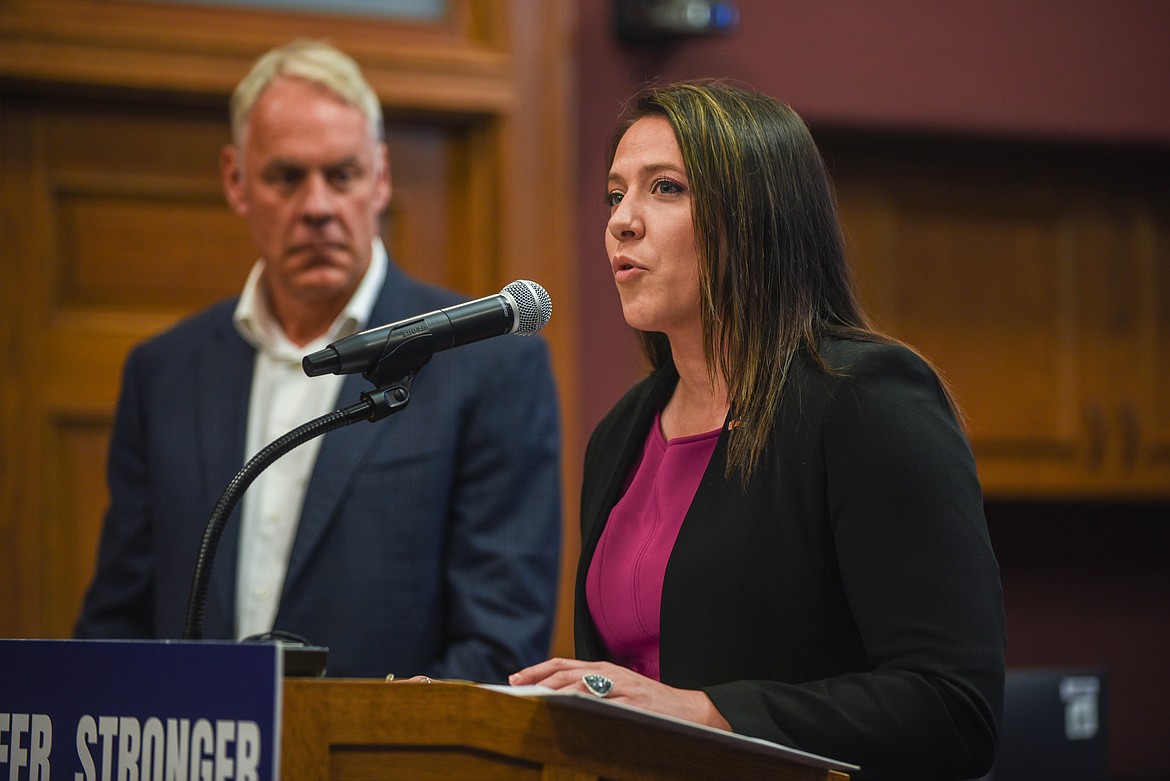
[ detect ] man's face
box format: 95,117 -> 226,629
221,76 -> 390,313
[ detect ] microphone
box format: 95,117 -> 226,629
303,279 -> 552,379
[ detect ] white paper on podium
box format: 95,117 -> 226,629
481,684 -> 859,774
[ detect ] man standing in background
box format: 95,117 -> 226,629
74,39 -> 562,681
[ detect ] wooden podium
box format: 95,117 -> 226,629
282,679 -> 854,781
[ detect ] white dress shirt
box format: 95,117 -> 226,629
231,241 -> 388,639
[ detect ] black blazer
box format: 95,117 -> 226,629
576,338 -> 1005,781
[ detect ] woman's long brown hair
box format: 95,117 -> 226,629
608,81 -> 885,483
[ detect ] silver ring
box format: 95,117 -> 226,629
582,673 -> 614,698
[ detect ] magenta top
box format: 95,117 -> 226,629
585,412 -> 721,681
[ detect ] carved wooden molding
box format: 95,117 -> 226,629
0,0 -> 516,113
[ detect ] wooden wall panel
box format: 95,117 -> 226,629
827,134 -> 1170,498
42,416 -> 111,637
382,125 -> 454,289
57,186 -> 250,309
869,194 -> 1084,454
27,94 -> 245,318
1119,195 -> 1170,488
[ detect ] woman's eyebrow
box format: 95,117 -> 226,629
608,161 -> 686,183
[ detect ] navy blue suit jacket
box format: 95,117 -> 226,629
76,261 -> 562,681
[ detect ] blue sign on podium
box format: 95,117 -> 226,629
0,639 -> 281,781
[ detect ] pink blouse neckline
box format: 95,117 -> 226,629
585,412 -> 721,680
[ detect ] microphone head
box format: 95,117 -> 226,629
501,280 -> 552,335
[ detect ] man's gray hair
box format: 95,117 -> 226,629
230,38 -> 384,146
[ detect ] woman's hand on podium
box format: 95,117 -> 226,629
508,658 -> 731,732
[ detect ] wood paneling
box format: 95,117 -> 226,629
56,183 -> 249,310
826,133 -> 1170,499
1117,199 -> 1170,487
42,416 -> 111,636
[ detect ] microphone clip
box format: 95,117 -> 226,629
359,332 -> 427,422
360,376 -> 414,423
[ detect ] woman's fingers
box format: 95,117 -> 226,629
509,657 -> 589,685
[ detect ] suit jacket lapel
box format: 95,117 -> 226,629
280,266 -> 412,596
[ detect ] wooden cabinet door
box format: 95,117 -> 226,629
1101,192 -> 1170,494
829,137 -> 1170,499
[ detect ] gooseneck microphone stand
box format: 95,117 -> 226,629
182,331 -> 440,644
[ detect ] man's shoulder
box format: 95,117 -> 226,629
131,298 -> 241,360
375,266 -> 462,315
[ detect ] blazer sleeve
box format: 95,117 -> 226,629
704,343 -> 1005,781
